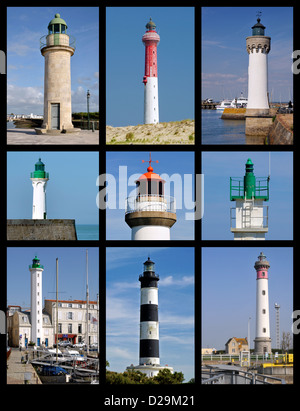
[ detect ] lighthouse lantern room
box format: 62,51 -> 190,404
125,154 -> 176,240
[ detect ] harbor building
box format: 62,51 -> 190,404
230,158 -> 269,240
254,252 -> 272,355
245,15 -> 273,136
36,13 -> 79,134
7,256 -> 98,349
125,154 -> 176,240
126,257 -> 173,377
142,18 -> 160,124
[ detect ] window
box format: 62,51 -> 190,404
58,323 -> 62,333
262,290 -> 266,295
78,324 -> 82,333
68,312 -> 73,320
262,309 -> 266,314
68,324 -> 72,333
263,328 -> 266,333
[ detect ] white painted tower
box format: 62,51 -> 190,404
125,154 -> 176,240
254,252 -> 272,354
31,158 -> 49,219
246,15 -> 271,116
29,256 -> 44,347
142,18 -> 160,124
230,158 -> 269,240
126,257 -> 173,378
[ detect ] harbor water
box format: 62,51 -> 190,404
202,109 -> 247,145
76,224 -> 99,240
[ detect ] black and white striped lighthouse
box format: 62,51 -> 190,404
139,257 -> 160,365
127,257 -> 173,377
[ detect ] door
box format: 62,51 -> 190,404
51,103 -> 60,129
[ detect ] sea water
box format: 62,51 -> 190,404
201,109 -> 246,145
76,224 -> 99,240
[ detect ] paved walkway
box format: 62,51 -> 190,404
7,348 -> 42,384
7,128 -> 99,145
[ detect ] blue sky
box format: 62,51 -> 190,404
105,151 -> 195,240
106,247 -> 194,382
7,7 -> 99,114
106,7 -> 194,126
202,7 -> 293,102
202,151 -> 293,240
7,247 -> 99,309
7,151 -> 99,225
202,247 -> 293,351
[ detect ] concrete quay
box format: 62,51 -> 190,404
7,348 -> 42,384
7,128 -> 99,145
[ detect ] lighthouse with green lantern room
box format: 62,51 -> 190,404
31,158 -> 49,219
230,159 -> 269,240
29,256 -> 44,347
37,13 -> 78,134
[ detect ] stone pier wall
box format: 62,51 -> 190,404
7,219 -> 77,240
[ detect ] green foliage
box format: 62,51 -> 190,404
72,112 -> 99,120
106,368 -> 185,385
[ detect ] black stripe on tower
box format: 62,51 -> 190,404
139,273 -> 159,288
140,339 -> 159,360
140,304 -> 158,322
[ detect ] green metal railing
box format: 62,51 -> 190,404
230,177 -> 269,201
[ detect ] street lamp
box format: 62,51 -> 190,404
87,89 -> 90,130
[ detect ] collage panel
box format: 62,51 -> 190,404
7,247 -> 99,384
201,151 -> 293,241
202,7 -> 293,145
7,6 -> 99,145
105,151 -> 195,241
106,247 -> 195,384
202,247 -> 293,384
106,6 -> 195,145
7,151 -> 99,241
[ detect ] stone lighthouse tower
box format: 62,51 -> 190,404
37,13 -> 77,134
29,256 -> 44,347
126,257 -> 173,377
31,158 -> 49,219
254,252 -> 272,355
245,14 -> 272,136
142,18 -> 160,124
125,154 -> 176,240
230,158 -> 269,240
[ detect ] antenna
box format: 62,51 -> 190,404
268,152 -> 271,181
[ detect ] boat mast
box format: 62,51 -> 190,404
86,250 -> 89,354
56,258 -> 58,363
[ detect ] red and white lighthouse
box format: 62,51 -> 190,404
142,18 -> 160,124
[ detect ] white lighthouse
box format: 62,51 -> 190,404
246,15 -> 271,115
254,252 -> 272,355
125,154 -> 176,240
245,14 -> 273,136
142,18 -> 160,124
29,256 -> 44,347
230,158 -> 269,240
31,158 -> 49,219
126,257 -> 173,377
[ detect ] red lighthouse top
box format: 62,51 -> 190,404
135,153 -> 165,196
142,18 -> 160,83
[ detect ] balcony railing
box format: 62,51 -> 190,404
230,177 -> 269,201
40,34 -> 76,50
125,194 -> 176,215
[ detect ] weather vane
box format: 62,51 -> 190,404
142,152 -> 158,168
256,11 -> 262,20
